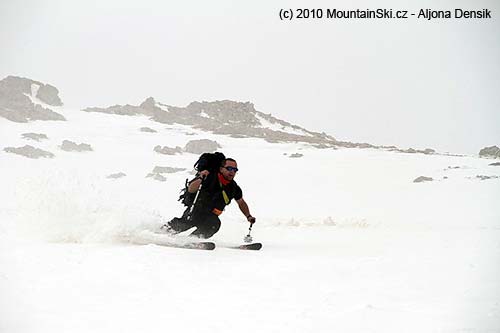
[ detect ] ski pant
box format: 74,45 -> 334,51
167,208 -> 221,239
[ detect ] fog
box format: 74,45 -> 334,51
1,0 -> 499,154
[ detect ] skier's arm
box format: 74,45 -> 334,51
236,198 -> 256,223
188,170 -> 209,193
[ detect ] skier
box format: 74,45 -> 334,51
162,157 -> 256,239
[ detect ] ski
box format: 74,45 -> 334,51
131,232 -> 216,250
132,231 -> 260,251
159,241 -> 216,250
228,242 -> 262,250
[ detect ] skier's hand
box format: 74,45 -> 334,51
247,215 -> 256,224
199,170 -> 210,179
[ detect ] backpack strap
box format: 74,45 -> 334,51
219,180 -> 230,205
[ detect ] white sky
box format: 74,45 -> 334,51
1,0 -> 499,154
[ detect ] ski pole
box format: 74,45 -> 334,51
244,223 -> 253,243
187,175 -> 204,221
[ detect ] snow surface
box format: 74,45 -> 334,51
154,102 -> 170,113
30,83 -> 40,99
255,114 -> 313,137
1,107 -> 500,333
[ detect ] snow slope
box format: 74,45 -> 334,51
1,106 -> 499,333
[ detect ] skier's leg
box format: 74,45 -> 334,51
190,213 -> 221,239
162,209 -> 196,234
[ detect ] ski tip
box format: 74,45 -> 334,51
237,242 -> 262,250
203,242 -> 216,250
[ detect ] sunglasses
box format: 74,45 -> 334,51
224,166 -> 239,172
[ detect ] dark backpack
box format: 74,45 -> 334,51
178,152 -> 226,207
194,152 -> 226,173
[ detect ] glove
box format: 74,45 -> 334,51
246,215 -> 256,224
199,170 -> 210,178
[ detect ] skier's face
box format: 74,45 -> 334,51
220,160 -> 238,181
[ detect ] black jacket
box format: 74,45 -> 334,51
187,173 -> 242,213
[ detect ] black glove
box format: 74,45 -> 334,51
246,215 -> 256,224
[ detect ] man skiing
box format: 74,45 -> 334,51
162,157 -> 256,239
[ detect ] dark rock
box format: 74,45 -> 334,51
479,146 -> 500,159
0,76 -> 65,122
139,97 -> 157,110
83,104 -> 148,116
152,166 -> 186,174
107,172 -> 126,179
388,147 -> 438,156
60,140 -> 93,152
476,175 -> 499,181
146,173 -> 167,182
36,84 -> 63,106
140,127 -> 157,133
4,145 -> 55,159
21,133 -> 49,141
154,145 -> 182,155
413,176 -> 433,183
183,139 -> 221,154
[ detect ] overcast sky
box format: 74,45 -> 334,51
1,0 -> 499,154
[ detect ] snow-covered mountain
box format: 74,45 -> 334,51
1,76 -> 438,153
85,97 -> 339,145
0,75 -> 64,122
1,76 -> 499,333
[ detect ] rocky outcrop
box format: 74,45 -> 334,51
36,84 -> 63,106
413,176 -> 433,183
289,153 -> 304,158
146,173 -> 167,182
475,175 -> 499,181
60,140 -> 93,152
146,166 -> 186,182
0,76 -> 62,106
388,147 -> 436,155
152,166 -> 186,174
83,104 -> 148,116
139,97 -> 157,109
154,145 -> 182,155
107,172 -> 126,179
140,127 -> 157,133
81,96 -> 439,153
21,133 -> 49,142
0,76 -> 65,122
489,162 -> 500,166
183,139 -> 220,154
82,97 -> 342,147
4,145 -> 55,159
479,146 -> 500,159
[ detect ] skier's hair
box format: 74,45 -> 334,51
222,158 -> 236,166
